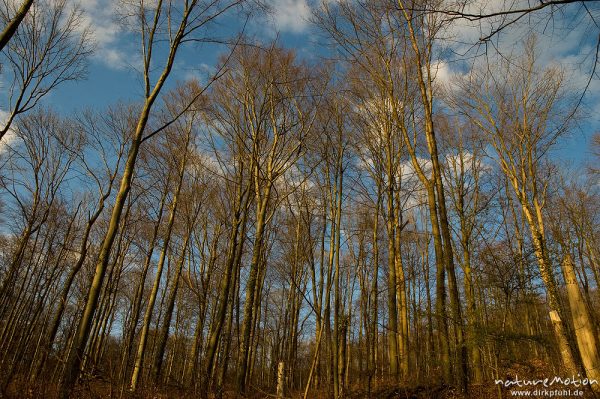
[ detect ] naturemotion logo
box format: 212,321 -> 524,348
495,375 -> 598,389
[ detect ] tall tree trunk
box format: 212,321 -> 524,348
332,166 -> 343,398
152,233 -> 191,383
428,121 -> 468,391
562,253 -> 600,388
203,175 -> 250,394
0,0 -> 34,53
521,200 -> 578,374
129,150 -> 187,391
394,198 -> 409,380
120,187 -> 168,382
385,204 -> 399,380
371,189 -> 381,389
236,193 -> 270,394
462,233 -> 482,383
216,251 -> 241,391
425,185 -> 451,382
59,126 -> 146,397
59,3 -> 194,393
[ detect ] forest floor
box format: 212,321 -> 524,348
347,384 -> 463,398
0,383 -> 526,399
7,379 -> 598,398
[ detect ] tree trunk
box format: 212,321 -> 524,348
203,176 -> 250,394
522,202 -> 578,374
425,185 -> 451,382
129,158 -> 186,391
59,3 -> 194,392
276,361 -> 285,398
60,124 -> 144,398
121,187 -> 168,382
236,199 -> 269,394
562,253 -> 600,388
152,233 -> 191,384
0,0 -> 34,53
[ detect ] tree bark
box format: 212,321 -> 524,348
562,253 -> 600,388
0,0 -> 34,52
130,146 -> 187,391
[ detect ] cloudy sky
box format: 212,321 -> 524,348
11,0 -> 600,167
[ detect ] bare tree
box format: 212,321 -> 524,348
0,0 -> 92,142
456,38 -> 589,377
204,43 -> 315,395
129,84 -> 199,391
59,1 -> 242,396
0,109 -> 82,391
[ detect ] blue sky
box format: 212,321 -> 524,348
49,0 -> 320,108
17,0 -> 600,169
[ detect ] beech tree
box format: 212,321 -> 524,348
0,0 -> 34,51
0,0 -> 92,142
60,1 -> 241,396
0,1 -> 598,398
456,39 -> 599,383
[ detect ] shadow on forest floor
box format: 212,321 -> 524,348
347,384 -> 457,399
6,380 -> 598,399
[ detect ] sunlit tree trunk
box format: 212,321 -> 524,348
0,0 -> 34,52
153,232 -> 192,383
237,183 -> 271,393
562,253 -> 600,388
120,186 -> 169,382
130,138 -> 188,391
202,170 -> 251,394
59,2 -> 199,392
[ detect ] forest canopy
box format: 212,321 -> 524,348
0,0 -> 599,398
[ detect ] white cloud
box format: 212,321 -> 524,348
75,0 -> 128,69
3,0 -> 126,69
0,110 -> 19,154
431,60 -> 464,90
266,0 -> 312,34
400,157 -> 431,183
438,0 -> 600,119
431,60 -> 450,85
177,61 -> 216,85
